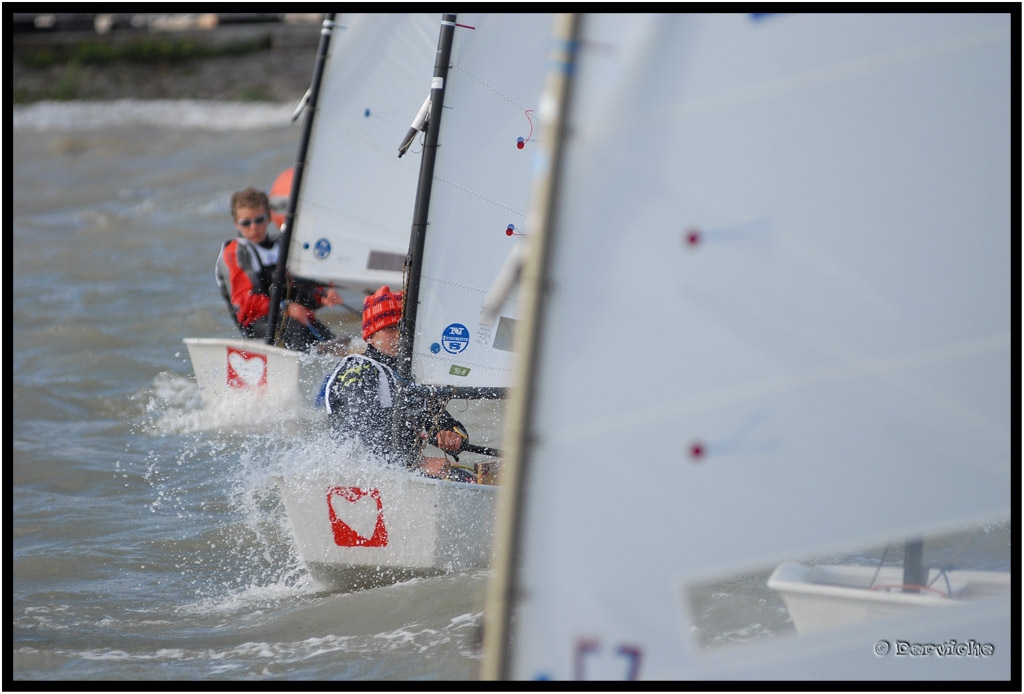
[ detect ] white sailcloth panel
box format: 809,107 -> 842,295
288,14 -> 437,291
508,13 -> 1011,679
411,14 -> 554,388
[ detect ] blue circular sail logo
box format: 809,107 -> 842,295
441,323 -> 470,354
313,238 -> 332,259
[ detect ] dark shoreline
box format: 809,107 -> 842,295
12,17 -> 323,104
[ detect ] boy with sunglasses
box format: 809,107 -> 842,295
215,187 -> 344,351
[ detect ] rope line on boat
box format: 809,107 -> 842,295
868,544 -> 891,589
930,568 -> 954,597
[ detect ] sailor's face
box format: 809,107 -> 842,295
371,323 -> 401,356
234,205 -> 270,243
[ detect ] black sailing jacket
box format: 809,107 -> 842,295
324,345 -> 464,466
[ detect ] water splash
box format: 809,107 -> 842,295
13,100 -> 296,132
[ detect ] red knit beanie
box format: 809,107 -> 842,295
362,285 -> 403,340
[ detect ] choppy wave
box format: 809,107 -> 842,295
12,99 -> 299,132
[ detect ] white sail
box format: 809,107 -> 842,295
487,12 -> 1011,680
410,14 -> 554,388
287,13 -> 438,291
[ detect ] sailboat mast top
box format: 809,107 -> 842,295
397,12 -> 457,380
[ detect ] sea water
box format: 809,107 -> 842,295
11,100 -> 498,683
11,100 -> 1012,683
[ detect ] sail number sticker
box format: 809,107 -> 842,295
439,323 -> 470,355
313,238 -> 331,259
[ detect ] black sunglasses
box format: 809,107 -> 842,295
237,214 -> 269,228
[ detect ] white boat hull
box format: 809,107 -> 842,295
768,561 -> 1012,634
183,336 -> 338,410
275,468 -> 498,591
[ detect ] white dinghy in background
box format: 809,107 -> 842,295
183,336 -> 331,411
767,561 -> 1012,635
184,13 -> 437,411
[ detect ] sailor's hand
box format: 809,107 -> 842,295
285,301 -> 314,325
320,288 -> 343,307
435,429 -> 464,454
420,456 -> 448,479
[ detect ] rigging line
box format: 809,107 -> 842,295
402,129 -> 425,157
929,569 -> 954,597
518,109 -> 535,148
868,543 -> 891,589
930,525 -> 982,585
433,176 -> 526,217
271,282 -> 295,347
448,63 -> 531,112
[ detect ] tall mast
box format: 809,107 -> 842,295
390,14 -> 457,459
396,13 -> 456,377
267,13 -> 336,345
902,537 -> 926,591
